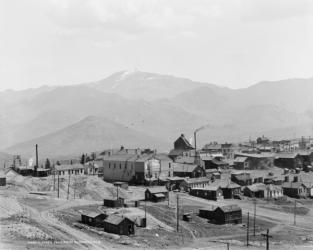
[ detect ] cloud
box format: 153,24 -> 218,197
46,0 -> 229,35
241,0 -> 313,22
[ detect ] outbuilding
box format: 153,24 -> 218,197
81,211 -> 107,227
103,197 -> 125,208
213,205 -> 242,224
103,215 -> 135,235
0,171 -> 6,186
190,186 -> 223,201
145,186 -> 168,202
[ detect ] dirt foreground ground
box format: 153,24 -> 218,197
1,174 -> 313,250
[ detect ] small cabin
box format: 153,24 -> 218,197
145,186 -> 168,202
81,211 -> 107,227
103,197 -> 125,208
103,215 -> 135,235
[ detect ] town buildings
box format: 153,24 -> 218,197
55,164 -> 85,176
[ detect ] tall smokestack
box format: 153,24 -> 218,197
35,144 -> 38,173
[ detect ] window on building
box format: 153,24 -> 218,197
114,164 -> 116,169
120,164 -> 121,169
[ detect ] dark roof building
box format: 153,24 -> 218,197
145,186 -> 168,202
103,215 -> 135,235
282,182 -> 307,198
81,211 -> 107,227
172,163 -> 205,178
190,186 -> 223,201
199,205 -> 242,224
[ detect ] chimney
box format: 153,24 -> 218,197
284,168 -> 289,175
295,168 -> 300,174
293,175 -> 298,182
35,144 -> 38,174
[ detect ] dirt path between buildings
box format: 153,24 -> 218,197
21,198 -> 108,250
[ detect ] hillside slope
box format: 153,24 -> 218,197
4,116 -> 170,158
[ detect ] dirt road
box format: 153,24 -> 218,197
21,197 -> 108,250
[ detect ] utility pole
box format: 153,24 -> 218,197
168,191 -> 170,207
176,194 -> 179,232
246,212 -> 250,246
226,243 -> 230,250
53,169 -> 56,192
144,199 -> 147,225
67,172 -> 71,200
253,199 -> 257,236
116,186 -> 119,199
57,171 -> 60,198
261,229 -> 272,250
293,200 -> 297,225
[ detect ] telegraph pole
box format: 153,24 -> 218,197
246,212 -> 250,246
176,194 -> 179,232
67,172 -> 71,200
293,200 -> 297,225
261,229 -> 272,250
57,171 -> 60,198
253,199 -> 257,236
53,169 -> 56,192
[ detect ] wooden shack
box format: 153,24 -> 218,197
103,215 -> 135,235
145,186 -> 168,202
213,205 -> 242,224
103,197 -> 125,208
81,212 -> 107,227
0,171 -> 6,186
198,206 -> 217,220
190,186 -> 223,201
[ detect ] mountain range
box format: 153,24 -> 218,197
1,70 -> 313,159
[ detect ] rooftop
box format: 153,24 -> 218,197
146,186 -> 168,194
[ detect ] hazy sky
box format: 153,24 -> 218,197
1,0 -> 313,91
